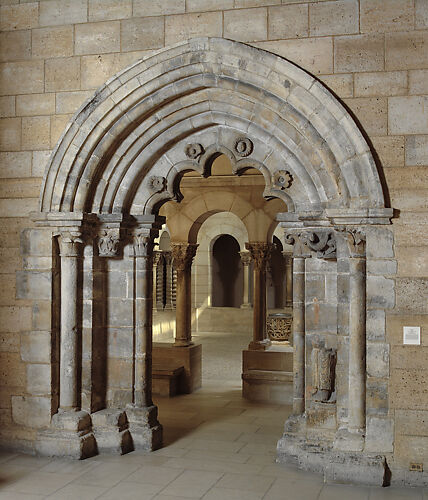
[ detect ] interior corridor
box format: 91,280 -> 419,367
0,330 -> 426,499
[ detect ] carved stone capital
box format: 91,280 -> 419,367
284,230 -> 336,259
98,228 -> 120,257
133,231 -> 154,258
239,251 -> 251,266
58,230 -> 83,257
152,250 -> 162,267
171,243 -> 198,271
335,227 -> 366,258
245,242 -> 271,270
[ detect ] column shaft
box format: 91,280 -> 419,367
164,252 -> 174,310
292,256 -> 305,415
239,251 -> 251,308
284,253 -> 293,307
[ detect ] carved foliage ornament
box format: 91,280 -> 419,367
171,243 -> 198,271
245,242 -> 272,270
303,231 -> 336,259
98,229 -> 120,257
148,176 -> 166,194
185,143 -> 204,160
133,232 -> 154,258
336,227 -> 366,257
273,170 -> 293,190
234,137 -> 253,157
59,231 -> 83,257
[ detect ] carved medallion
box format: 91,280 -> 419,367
184,143 -> 204,159
234,137 -> 253,157
273,170 -> 293,189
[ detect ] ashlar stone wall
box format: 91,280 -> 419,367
0,0 -> 427,472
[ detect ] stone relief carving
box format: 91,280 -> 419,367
311,341 -> 337,403
245,242 -> 271,269
234,137 -> 253,157
239,251 -> 252,266
273,170 -> 293,190
98,229 -> 120,257
267,314 -> 292,342
148,176 -> 166,193
303,231 -> 336,259
133,232 -> 154,258
335,227 -> 366,257
185,143 -> 204,159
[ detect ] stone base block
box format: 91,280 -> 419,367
35,410 -> 97,459
126,405 -> 162,451
277,427 -> 388,486
92,409 -> 133,455
334,428 -> 365,452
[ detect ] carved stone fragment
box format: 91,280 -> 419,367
311,343 -> 337,403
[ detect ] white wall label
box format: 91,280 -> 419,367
403,326 -> 421,345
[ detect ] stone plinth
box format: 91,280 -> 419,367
126,405 -> 162,451
92,409 -> 133,455
153,343 -> 202,394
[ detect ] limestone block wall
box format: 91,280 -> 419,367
0,0 -> 427,469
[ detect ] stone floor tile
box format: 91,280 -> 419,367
160,470 -> 224,498
3,455 -> 53,470
183,438 -> 246,453
39,457 -> 98,474
319,483 -> 370,500
237,442 -> 277,456
215,472 -> 274,493
246,454 -> 277,465
369,486 -> 424,499
202,487 -> 264,499
0,472 -> 77,496
98,481 -> 163,499
182,449 -> 250,464
236,432 -> 279,445
0,493 -> 45,499
162,457 -> 263,475
152,447 -> 189,458
125,465 -> 184,486
0,452 -> 18,465
264,477 -> 323,500
73,461 -> 140,487
45,483 -> 109,499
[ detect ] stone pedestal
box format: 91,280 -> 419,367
126,405 -> 162,451
36,410 -> 97,459
92,409 -> 133,455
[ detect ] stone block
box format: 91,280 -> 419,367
0,198 -> 38,217
187,0 -> 233,10
224,8 -> 267,43
366,377 -> 388,415
268,4 -> 308,39
390,368 -> 428,410
22,116 -> 50,151
107,298 -> 133,327
367,259 -> 397,276
21,228 -> 53,257
0,60 -> 44,95
371,136 -> 404,168
342,97 -> 387,136
409,69 -> 428,95
0,3 -> 38,31
254,37 -> 333,75
21,331 -> 51,363
39,0 -> 87,27
107,358 -> 133,390
309,0 -> 358,36
32,26 -> 73,59
360,0 -> 414,33
0,30 -> 31,62
416,0 -> 428,28
0,352 -> 26,386
11,395 -> 51,428
16,271 -> 52,300
395,409 -> 428,436
50,114 -> 72,148
318,74 -> 353,98
405,135 -> 428,166
395,278 -> 428,313
89,0 -> 132,22
305,302 -> 337,334
121,17 -> 164,52
354,71 -> 407,97
55,91 -> 92,115
386,31 -> 428,70
367,309 -> 385,341
75,21 -> 120,56
334,34 -> 384,73
45,57 -> 80,92
365,416 -> 394,453
0,117 -> 20,151
16,94 -> 55,117
26,364 -> 51,395
367,343 -> 389,378
367,276 -> 395,309
366,227 -> 394,258
133,0 -> 185,16
391,346 -> 428,371
92,408 -> 133,455
165,12 -> 223,45
389,96 -> 428,135
32,300 -> 52,331
0,331 -> 19,353
32,150 -> 51,178
107,328 -> 134,358
0,96 -> 15,118
396,246 -> 428,277
236,0 -> 280,5
395,435 -> 428,468
305,274 -> 325,301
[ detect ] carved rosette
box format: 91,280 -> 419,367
273,170 -> 293,190
98,228 -> 120,257
234,137 -> 253,157
245,242 -> 271,270
185,143 -> 204,160
58,230 -> 83,257
171,243 -> 198,271
239,251 -> 252,267
148,176 -> 166,194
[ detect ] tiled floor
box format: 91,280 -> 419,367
0,331 -> 426,499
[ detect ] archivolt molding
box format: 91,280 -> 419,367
39,37 -> 387,219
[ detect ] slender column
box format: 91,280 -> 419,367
171,243 -> 198,346
292,256 -> 305,415
163,251 -> 174,310
283,251 -> 293,307
58,230 -> 83,410
152,251 -> 162,311
239,251 -> 252,309
133,233 -> 154,408
245,242 -> 271,350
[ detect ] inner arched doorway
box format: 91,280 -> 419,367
22,37 -> 393,485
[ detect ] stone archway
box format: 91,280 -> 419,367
22,37 -> 392,483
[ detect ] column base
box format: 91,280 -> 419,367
248,339 -> 271,351
126,404 -> 162,451
240,303 -> 252,309
174,339 -> 193,347
92,409 -> 133,455
333,427 -> 365,452
36,410 -> 97,459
